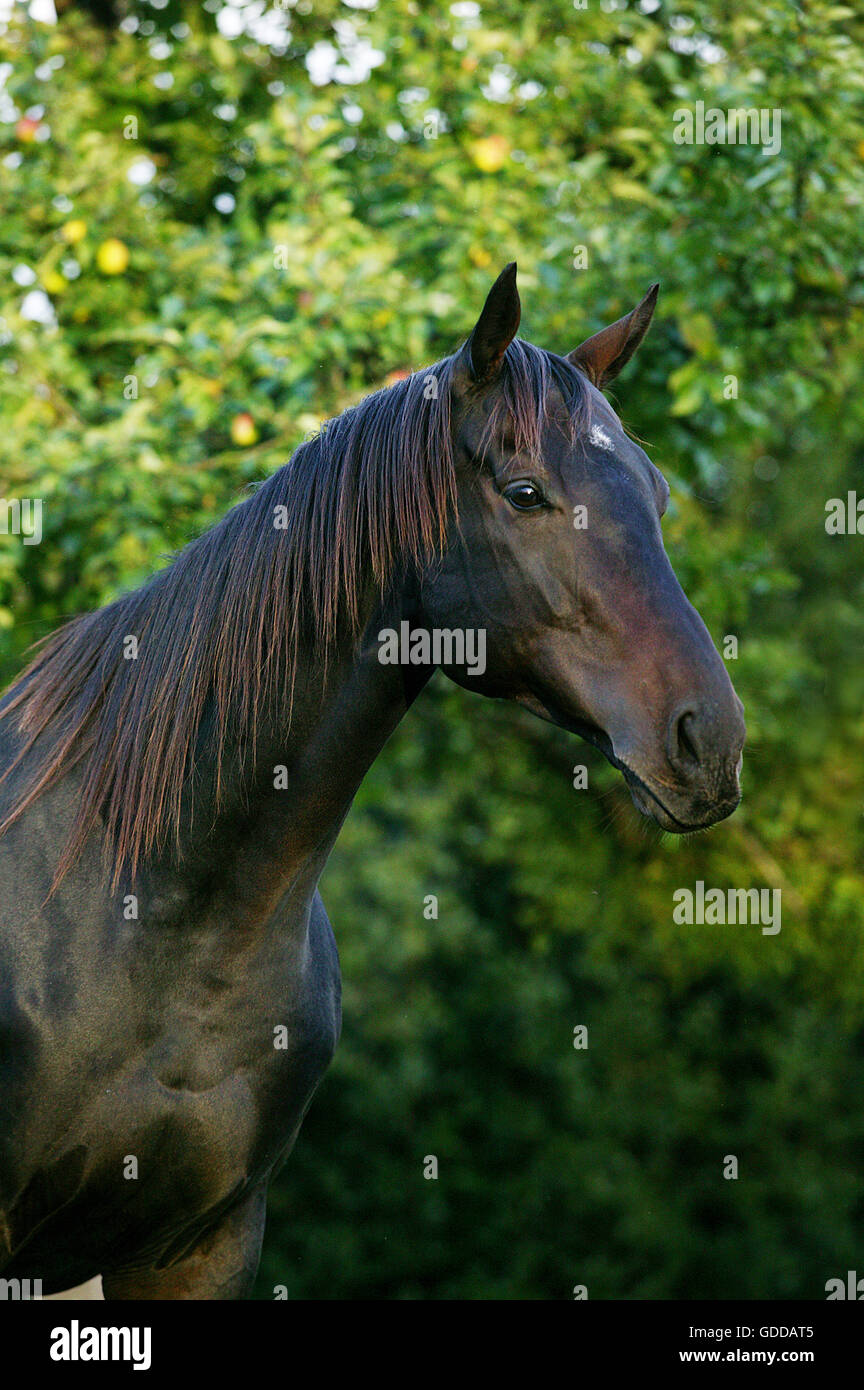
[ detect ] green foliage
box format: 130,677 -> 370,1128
1,0 -> 862,1299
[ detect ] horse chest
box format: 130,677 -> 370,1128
138,921 -> 338,1137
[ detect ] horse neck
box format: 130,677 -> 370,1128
168,583 -> 430,926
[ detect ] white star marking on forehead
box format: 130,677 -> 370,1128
588,424 -> 614,451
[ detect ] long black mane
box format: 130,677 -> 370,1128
0,341 -> 590,887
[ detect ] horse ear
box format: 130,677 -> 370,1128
465,261 -> 521,381
567,283 -> 659,387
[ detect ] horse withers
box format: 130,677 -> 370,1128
0,265 -> 744,1298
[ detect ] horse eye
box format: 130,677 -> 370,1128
504,481 -> 545,511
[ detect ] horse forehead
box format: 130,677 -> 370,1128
572,401 -> 660,495
583,393 -> 633,456
552,421 -> 652,497
586,421 -> 618,453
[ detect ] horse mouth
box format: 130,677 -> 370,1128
523,697 -> 740,833
617,765 -> 740,833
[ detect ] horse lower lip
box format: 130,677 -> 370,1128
623,769 -> 738,832
638,793 -> 706,831
646,791 -> 739,832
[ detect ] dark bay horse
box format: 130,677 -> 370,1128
0,265 -> 745,1298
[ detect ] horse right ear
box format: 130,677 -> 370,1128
462,262 -> 521,382
567,283 -> 659,387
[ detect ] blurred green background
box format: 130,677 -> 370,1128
1,0 -> 863,1299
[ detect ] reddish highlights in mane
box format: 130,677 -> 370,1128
0,341 -> 590,890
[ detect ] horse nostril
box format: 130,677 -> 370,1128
669,705 -> 702,770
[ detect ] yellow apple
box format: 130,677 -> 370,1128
15,117 -> 40,142
62,219 -> 87,244
469,135 -> 510,173
96,238 -> 129,275
230,412 -> 258,446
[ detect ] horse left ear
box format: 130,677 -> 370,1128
567,283 -> 659,387
465,261 -> 521,381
